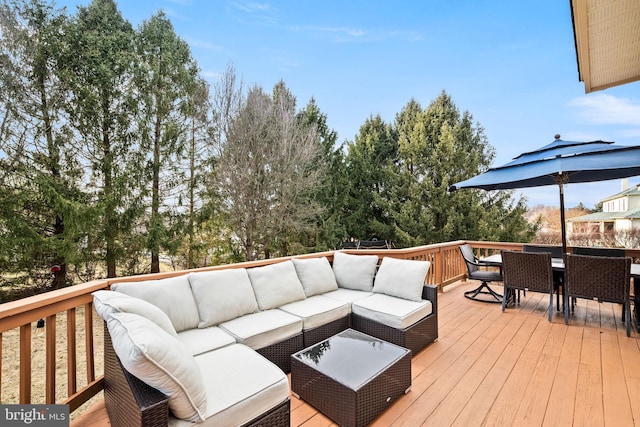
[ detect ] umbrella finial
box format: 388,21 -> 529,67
554,134 -> 561,140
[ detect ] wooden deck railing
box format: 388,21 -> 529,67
1,240 -> 638,415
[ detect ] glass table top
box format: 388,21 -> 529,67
292,328 -> 410,390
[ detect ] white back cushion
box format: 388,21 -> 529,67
188,269 -> 259,328
107,312 -> 207,422
372,257 -> 430,302
332,251 -> 379,291
110,275 -> 200,332
93,290 -> 177,337
247,260 -> 306,310
292,257 -> 338,297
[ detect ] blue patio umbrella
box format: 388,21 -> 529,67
449,135 -> 640,256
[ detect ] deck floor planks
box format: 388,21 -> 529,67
600,331 -> 635,426
384,304 -> 515,426
372,293 -> 501,426
420,311 -> 529,426
71,278 -> 640,427
449,315 -> 540,427
541,325 -> 582,427
511,322 -> 566,427
619,335 -> 640,423
480,314 -> 553,427
574,327 -> 605,426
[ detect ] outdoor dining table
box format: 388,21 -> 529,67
479,252 -> 640,322
480,253 -> 640,278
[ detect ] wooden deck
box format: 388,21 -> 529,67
72,279 -> 640,427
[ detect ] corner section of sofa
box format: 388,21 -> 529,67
351,284 -> 438,356
103,328 -> 291,427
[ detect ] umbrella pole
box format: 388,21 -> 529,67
559,183 -> 567,259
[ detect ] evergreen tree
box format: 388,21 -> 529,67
342,91 -> 535,246
296,98 -> 346,251
61,0 -> 143,277
343,115 -> 396,241
387,91 -> 535,245
180,79 -> 215,269
0,0 -> 86,290
135,11 -> 201,273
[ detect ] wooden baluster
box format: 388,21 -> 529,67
19,323 -> 31,404
0,331 -> 2,402
84,303 -> 95,382
46,314 -> 57,403
67,308 -> 77,396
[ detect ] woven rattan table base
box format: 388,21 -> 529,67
291,333 -> 411,427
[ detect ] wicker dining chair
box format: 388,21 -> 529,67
523,245 -> 564,311
564,254 -> 632,336
501,250 -> 555,321
572,247 -> 629,320
573,247 -> 625,257
459,244 -> 503,303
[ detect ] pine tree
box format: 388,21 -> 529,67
61,0 -> 142,278
0,0 -> 86,290
135,11 -> 202,272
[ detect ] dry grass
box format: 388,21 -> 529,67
1,305 -> 105,421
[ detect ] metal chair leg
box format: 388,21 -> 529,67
464,281 -> 503,303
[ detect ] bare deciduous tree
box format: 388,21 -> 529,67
211,68 -> 322,261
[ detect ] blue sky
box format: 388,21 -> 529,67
57,0 -> 640,209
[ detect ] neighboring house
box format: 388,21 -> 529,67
568,180 -> 640,236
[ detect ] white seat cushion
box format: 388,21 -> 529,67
332,251 -> 379,291
352,293 -> 433,329
188,269 -> 259,328
247,260 -> 307,310
219,310 -> 302,350
93,290 -> 178,338
107,312 -> 207,422
292,257 -> 338,296
111,276 -> 200,332
278,295 -> 350,330
168,344 -> 289,427
177,327 -> 236,356
373,257 -> 430,302
322,288 -> 373,307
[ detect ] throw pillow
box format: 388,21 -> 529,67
372,256 -> 430,302
92,290 -> 178,338
247,260 -> 306,310
332,251 -> 379,291
106,312 -> 207,422
188,269 -> 259,328
292,257 -> 338,297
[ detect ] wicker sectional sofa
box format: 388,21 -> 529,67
94,252 -> 439,427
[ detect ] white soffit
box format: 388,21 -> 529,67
572,0 -> 640,93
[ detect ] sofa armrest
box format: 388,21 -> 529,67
104,326 -> 169,427
422,284 -> 438,314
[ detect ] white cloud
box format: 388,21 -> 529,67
201,70 -> 222,80
184,37 -> 223,51
567,93 -> 640,125
233,2 -> 272,14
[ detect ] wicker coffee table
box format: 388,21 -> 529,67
291,328 -> 411,427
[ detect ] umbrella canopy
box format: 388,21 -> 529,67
449,135 -> 640,256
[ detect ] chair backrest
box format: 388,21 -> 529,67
523,244 -> 563,258
501,250 -> 553,293
459,244 -> 478,274
565,254 -> 631,304
573,247 -> 625,257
